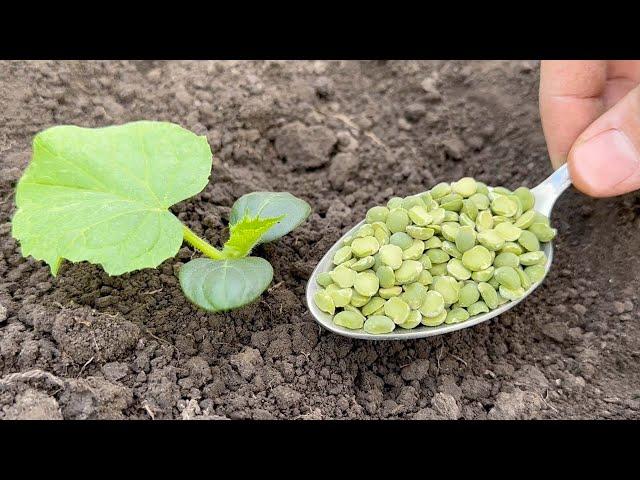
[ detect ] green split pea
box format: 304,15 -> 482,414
315,177 -> 555,334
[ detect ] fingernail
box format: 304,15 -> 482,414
571,129 -> 640,195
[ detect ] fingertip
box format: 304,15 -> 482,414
568,129 -> 640,197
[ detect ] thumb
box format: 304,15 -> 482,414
568,84 -> 640,197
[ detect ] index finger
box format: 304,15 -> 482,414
539,60 -> 608,168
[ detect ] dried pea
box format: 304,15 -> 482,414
519,251 -> 546,266
461,198 -> 478,220
343,305 -> 361,315
362,296 -> 386,316
494,222 -> 522,241
525,264 -> 546,283
513,186 -> 535,211
390,232 -> 413,249
493,252 -> 520,269
402,195 -> 425,210
475,210 -> 494,232
424,236 -> 443,249
429,263 -> 448,276
443,210 -> 459,222
469,192 -> 490,210
458,282 -> 480,308
351,236 -> 380,257
516,267 -> 531,290
350,291 -> 371,307
401,282 -> 428,309
384,297 -> 411,324
355,224 -> 374,238
500,241 -> 524,255
441,222 -> 460,242
351,256 -> 376,272
490,195 -> 518,217
418,269 -> 433,286
442,240 -> 462,259
494,266 -> 521,290
420,291 -> 445,318
379,244 -> 404,269
421,309 -> 445,326
354,271 -> 380,297
477,229 -> 505,251
459,212 -> 475,228
478,282 -> 499,309
316,272 -> 334,287
492,186 -> 512,196
429,207 -> 446,225
427,248 -> 450,264
430,182 -> 451,199
445,307 -> 470,324
432,275 -> 460,304
498,285 -> 525,301
528,222 -> 557,242
387,197 -> 403,209
376,265 -> 396,288
441,197 -> 463,211
394,260 -> 423,284
471,266 -> 494,282
446,258 -> 472,280
406,226 -> 435,240
518,230 -> 540,252
408,205 -> 433,226
379,286 -> 402,299
314,290 -> 335,315
366,206 -> 390,223
461,245 -> 492,271
333,245 -> 353,265
402,239 -> 425,260
364,315 -> 396,334
328,287 -> 353,307
455,225 -> 476,253
387,208 -> 410,233
513,210 -> 536,229
399,310 -> 422,329
467,300 -> 489,316
372,222 -> 391,246
452,177 -> 477,197
331,265 -> 357,288
333,310 -> 365,329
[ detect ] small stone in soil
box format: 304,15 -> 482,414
0,302 -> 7,323
404,103 -> 426,123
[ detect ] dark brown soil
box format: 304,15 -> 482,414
1,60 -> 639,420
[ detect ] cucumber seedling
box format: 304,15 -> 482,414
11,121 -> 310,312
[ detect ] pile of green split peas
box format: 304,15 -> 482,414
314,177 -> 557,334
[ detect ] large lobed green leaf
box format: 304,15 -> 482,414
221,215 -> 283,258
179,257 -> 273,312
230,192 -> 311,244
11,121 -> 212,275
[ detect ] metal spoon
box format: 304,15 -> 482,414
306,164 -> 572,340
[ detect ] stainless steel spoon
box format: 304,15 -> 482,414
306,164 -> 572,340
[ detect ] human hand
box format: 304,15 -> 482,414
539,60 -> 640,197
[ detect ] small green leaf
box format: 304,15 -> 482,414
230,192 -> 311,244
222,215 -> 283,258
11,121 -> 212,275
179,257 -> 273,312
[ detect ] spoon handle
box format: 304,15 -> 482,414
530,163 -> 572,217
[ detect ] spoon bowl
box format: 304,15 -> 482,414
306,165 -> 572,340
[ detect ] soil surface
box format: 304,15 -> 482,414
1,60 -> 639,420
